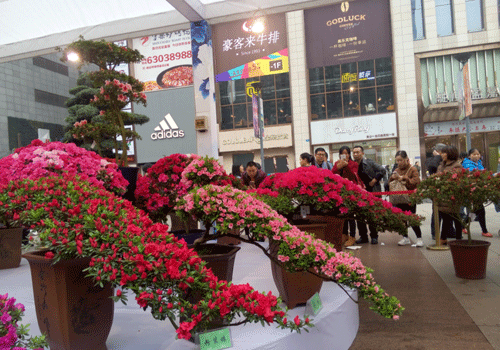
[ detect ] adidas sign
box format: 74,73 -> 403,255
151,113 -> 185,140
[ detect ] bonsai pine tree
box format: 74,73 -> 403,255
59,37 -> 149,166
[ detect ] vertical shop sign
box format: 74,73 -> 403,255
213,13 -> 289,82
132,30 -> 193,92
304,0 -> 392,68
463,62 -> 472,117
252,93 -> 259,138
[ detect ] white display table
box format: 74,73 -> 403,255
2,241 -> 359,350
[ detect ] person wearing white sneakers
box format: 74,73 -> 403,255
389,150 -> 424,247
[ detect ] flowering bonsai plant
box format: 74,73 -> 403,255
256,167 -> 423,236
0,174 -> 312,341
0,139 -> 128,196
0,293 -> 47,350
411,168 -> 500,244
59,37 -> 149,166
135,154 -> 240,225
175,184 -> 404,320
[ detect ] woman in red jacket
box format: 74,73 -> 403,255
332,146 -> 364,247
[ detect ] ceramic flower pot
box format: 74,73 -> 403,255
298,215 -> 345,252
449,240 -> 491,279
217,228 -> 242,246
0,227 -> 23,269
23,250 -> 114,350
269,241 -> 323,309
193,244 -> 241,282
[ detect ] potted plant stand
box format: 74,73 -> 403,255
23,250 -> 114,350
448,240 -> 491,279
0,227 -> 23,269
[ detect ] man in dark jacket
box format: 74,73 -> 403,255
425,143 -> 451,239
241,161 -> 267,189
426,143 -> 446,175
352,145 -> 386,244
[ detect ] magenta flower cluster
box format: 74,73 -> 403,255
0,293 -> 46,350
0,140 -> 128,195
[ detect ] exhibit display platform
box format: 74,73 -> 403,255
1,241 -> 359,350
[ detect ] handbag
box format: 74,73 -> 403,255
389,167 -> 412,205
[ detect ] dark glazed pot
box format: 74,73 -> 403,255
193,244 -> 241,282
23,250 -> 114,350
0,227 -> 23,269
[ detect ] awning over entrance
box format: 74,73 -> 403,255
422,100 -> 500,123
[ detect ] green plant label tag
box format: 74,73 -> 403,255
199,328 -> 232,350
307,292 -> 323,316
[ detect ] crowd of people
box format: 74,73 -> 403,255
231,142 -> 497,248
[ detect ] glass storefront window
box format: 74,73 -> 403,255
233,80 -> 247,104
218,72 -> 291,131
276,73 -> 290,99
377,85 -> 394,113
330,139 -> 397,167
486,132 -> 500,172
341,62 -> 358,91
309,67 -> 325,94
263,100 -> 277,126
375,57 -> 393,86
233,104 -> 247,128
358,60 -> 375,88
325,65 -> 341,92
360,88 -> 376,115
261,75 -> 275,100
221,105 -> 233,130
310,94 -> 326,120
309,57 -> 394,119
326,92 -> 342,119
343,90 -> 359,117
277,99 -> 292,124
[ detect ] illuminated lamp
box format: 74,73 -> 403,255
242,17 -> 266,34
67,52 -> 80,62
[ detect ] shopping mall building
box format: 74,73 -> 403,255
1,0 -> 500,173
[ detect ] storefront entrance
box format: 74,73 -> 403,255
424,132 -> 500,172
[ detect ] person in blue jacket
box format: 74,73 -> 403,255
462,148 -> 493,237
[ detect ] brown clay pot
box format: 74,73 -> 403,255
0,227 -> 23,269
193,244 -> 241,282
299,215 -> 345,252
23,250 -> 114,350
217,228 -> 242,246
269,241 -> 323,309
449,240 -> 491,279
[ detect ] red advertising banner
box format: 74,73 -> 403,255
304,0 -> 392,68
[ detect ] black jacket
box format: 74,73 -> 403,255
426,155 -> 442,175
358,158 -> 386,192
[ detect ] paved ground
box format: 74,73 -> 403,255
349,201 -> 500,349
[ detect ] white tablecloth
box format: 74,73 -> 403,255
2,241 -> 359,350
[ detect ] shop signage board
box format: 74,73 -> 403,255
219,124 -> 292,153
133,86 -> 196,163
213,13 -> 288,82
304,0 -> 392,68
310,113 -> 397,145
132,30 -> 193,92
424,117 -> 500,137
